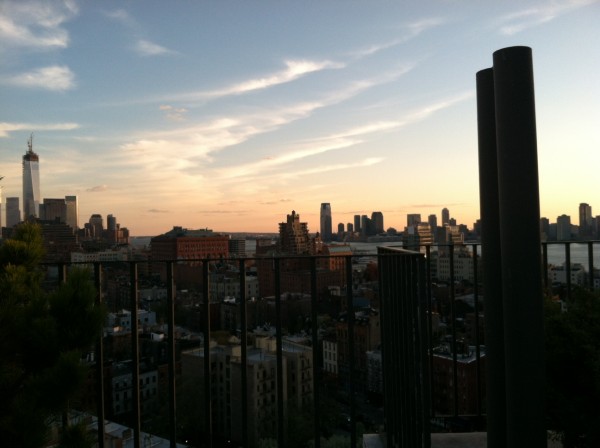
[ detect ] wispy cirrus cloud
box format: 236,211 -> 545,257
87,185 -> 108,192
0,121 -> 79,137
160,105 -> 188,121
497,0 -> 597,35
134,39 -> 176,56
177,59 -> 344,101
0,0 -> 78,50
5,65 -> 76,91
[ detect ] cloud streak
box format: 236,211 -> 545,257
497,0 -> 597,35
5,65 -> 76,91
135,39 -> 176,56
0,0 -> 78,49
0,121 -> 79,138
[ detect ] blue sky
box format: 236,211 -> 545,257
1,0 -> 599,235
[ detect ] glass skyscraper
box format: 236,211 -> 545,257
320,202 -> 332,241
22,135 -> 40,220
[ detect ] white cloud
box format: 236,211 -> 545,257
87,185 -> 108,192
134,39 -> 176,56
182,59 -> 344,101
0,0 -> 77,49
497,0 -> 597,35
0,121 -> 79,137
5,65 -> 76,91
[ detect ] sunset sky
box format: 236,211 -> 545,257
1,0 -> 599,235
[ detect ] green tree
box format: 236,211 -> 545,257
0,223 -> 105,447
545,289 -> 600,447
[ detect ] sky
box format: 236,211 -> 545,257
1,0 -> 599,236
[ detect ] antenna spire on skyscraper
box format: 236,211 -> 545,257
27,133 -> 34,153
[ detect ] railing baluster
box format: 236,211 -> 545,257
202,261 -> 212,447
310,257 -> 320,448
239,260 -> 248,447
588,242 -> 594,291
130,262 -> 141,448
565,243 -> 572,301
346,255 -> 356,447
94,262 -> 105,448
425,245 -> 435,416
472,244 -> 483,421
274,258 -> 285,446
166,261 -> 177,447
449,244 -> 459,417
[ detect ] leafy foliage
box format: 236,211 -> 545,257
545,289 -> 600,447
0,223 -> 105,447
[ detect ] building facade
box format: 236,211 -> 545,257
320,203 -> 332,241
22,135 -> 41,219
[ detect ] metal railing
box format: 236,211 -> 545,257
41,241 -> 596,447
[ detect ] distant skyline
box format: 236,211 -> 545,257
1,1 -> 599,235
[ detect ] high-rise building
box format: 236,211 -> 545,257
441,207 -> 450,225
279,210 -> 312,254
347,223 -> 354,233
556,214 -> 571,241
337,222 -> 344,234
428,214 -> 438,233
371,211 -> 384,234
65,195 -> 78,230
361,215 -> 369,236
579,203 -> 592,239
22,134 -> 41,219
320,203 -> 332,241
354,215 -> 361,233
6,197 -> 20,228
407,214 -> 421,227
88,214 -> 104,238
41,198 -> 67,222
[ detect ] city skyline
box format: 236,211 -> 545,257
1,1 -> 599,235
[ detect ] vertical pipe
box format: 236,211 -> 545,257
94,263 -> 105,448
472,245 -> 483,421
130,262 -> 141,448
346,255 -> 356,448
202,261 -> 212,447
239,260 -> 248,447
493,46 -> 546,447
476,66 -> 506,447
275,258 -> 285,447
310,257 -> 320,448
166,262 -> 177,448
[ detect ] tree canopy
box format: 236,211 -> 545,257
0,222 -> 105,447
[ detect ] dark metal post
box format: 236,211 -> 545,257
94,263 -> 105,448
310,257 -> 320,448
448,244 -> 459,417
425,245 -> 435,414
493,46 -> 546,447
588,242 -> 595,290
472,245 -> 483,420
166,262 -> 177,447
565,243 -> 572,301
274,258 -> 285,446
542,243 -> 549,290
130,262 -> 141,448
239,260 -> 248,447
346,255 -> 356,448
202,261 -> 212,447
476,66 -> 506,447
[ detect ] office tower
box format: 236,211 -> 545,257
579,203 -> 592,238
107,214 -> 117,231
347,223 -> 354,233
407,214 -> 421,227
89,214 -> 104,238
361,215 -> 369,236
371,211 -> 384,234
22,134 -> 41,219
441,207 -> 450,225
556,214 -> 571,241
42,198 -> 67,222
320,203 -> 332,241
337,222 -> 344,234
354,215 -> 361,233
428,214 -> 438,233
65,196 -> 78,230
540,217 -> 550,241
6,197 -> 20,228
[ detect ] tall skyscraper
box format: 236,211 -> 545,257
278,210 -> 312,254
428,214 -> 438,232
579,203 -> 592,238
441,207 -> 450,225
407,214 -> 421,227
320,203 -> 332,241
41,198 -> 67,222
22,134 -> 41,220
556,214 -> 571,241
354,215 -> 361,233
6,197 -> 20,228
371,211 -> 384,234
65,195 -> 79,230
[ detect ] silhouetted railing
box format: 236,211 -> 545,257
41,241 -> 596,447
